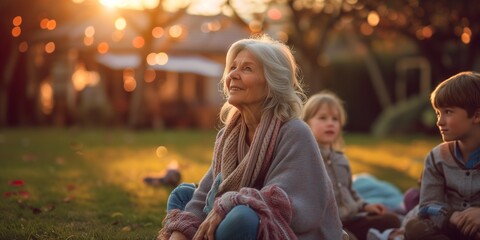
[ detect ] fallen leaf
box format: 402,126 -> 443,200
30,206 -> 42,214
63,195 -> 75,203
21,153 -> 37,162
18,191 -> 29,199
143,223 -> 153,227
55,157 -> 65,165
66,184 -> 76,191
9,180 -> 25,187
42,204 -> 56,212
3,191 -> 14,198
111,212 -> 123,218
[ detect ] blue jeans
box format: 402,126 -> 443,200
167,183 -> 260,240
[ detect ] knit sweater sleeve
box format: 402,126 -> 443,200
157,209 -> 202,240
263,119 -> 343,239
214,185 -> 296,240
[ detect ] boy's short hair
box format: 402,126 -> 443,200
430,71 -> 480,117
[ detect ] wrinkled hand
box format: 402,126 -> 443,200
193,211 -> 224,240
169,231 -> 188,240
450,207 -> 480,237
364,203 -> 387,215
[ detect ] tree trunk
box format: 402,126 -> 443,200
128,60 -> 146,128
0,42 -> 19,127
344,26 -> 392,110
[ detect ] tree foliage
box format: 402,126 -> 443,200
355,0 -> 480,82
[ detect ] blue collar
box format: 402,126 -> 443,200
454,141 -> 480,169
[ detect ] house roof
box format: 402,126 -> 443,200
96,53 -> 224,77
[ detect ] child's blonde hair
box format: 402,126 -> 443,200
302,90 -> 347,150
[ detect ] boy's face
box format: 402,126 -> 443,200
435,106 -> 479,142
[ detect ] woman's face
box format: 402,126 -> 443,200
226,49 -> 268,113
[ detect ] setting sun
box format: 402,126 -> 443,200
99,0 -> 160,9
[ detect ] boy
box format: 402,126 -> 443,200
404,71 -> 480,240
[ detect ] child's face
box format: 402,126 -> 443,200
307,103 -> 341,148
435,106 -> 478,142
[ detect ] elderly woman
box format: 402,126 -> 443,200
158,35 -> 343,240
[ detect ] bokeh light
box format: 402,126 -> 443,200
248,20 -> 262,33
45,42 -> 55,53
367,11 -> 380,27
84,36 -> 94,46
97,42 -> 109,54
144,68 -> 156,83
155,146 -> 168,159
18,41 -> 28,53
360,22 -> 373,36
40,82 -> 54,115
112,30 -> 124,41
123,77 -> 136,92
146,53 -> 157,66
123,68 -> 136,92
72,66 -> 89,91
46,19 -> 56,30
115,17 -> 127,30
200,21 -> 221,33
155,52 -> 168,65
12,16 -> 22,26
72,64 -> 101,91
421,26 -> 433,39
100,0 -> 159,9
461,33 -> 471,44
168,25 -> 184,38
267,8 -> 282,21
132,36 -> 145,48
84,26 -> 95,37
40,18 -> 49,29
152,27 -> 164,38
11,27 -> 21,37
147,52 -> 169,65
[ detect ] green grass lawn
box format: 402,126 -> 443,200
0,128 -> 442,239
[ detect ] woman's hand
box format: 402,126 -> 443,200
363,203 -> 387,215
169,231 -> 188,240
193,211 -> 223,240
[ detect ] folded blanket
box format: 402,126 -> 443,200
353,173 -> 404,211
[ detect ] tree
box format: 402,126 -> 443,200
230,0 -> 479,101
111,3 -> 189,128
0,0 -> 101,126
0,0 -> 192,128
355,0 -> 480,84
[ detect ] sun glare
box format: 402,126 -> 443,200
99,0 -> 160,9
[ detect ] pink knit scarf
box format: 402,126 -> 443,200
213,111 -> 282,195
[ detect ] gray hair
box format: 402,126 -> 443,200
219,34 -> 305,125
